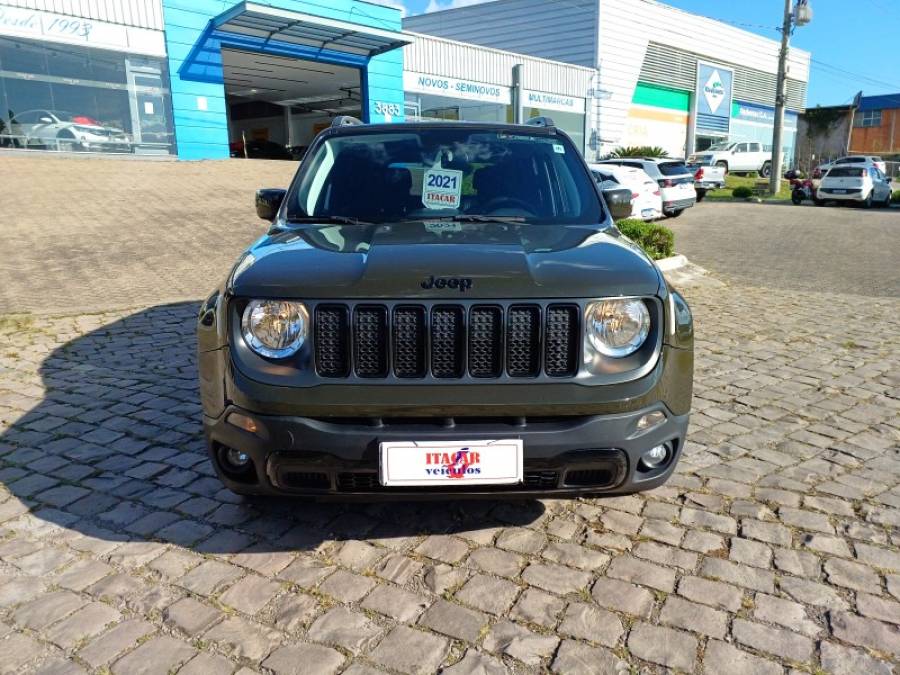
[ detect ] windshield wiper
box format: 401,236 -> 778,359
284,215 -> 376,226
422,215 -> 527,223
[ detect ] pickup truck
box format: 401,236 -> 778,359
685,158 -> 726,202
689,141 -> 778,177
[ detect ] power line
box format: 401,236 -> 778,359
809,59 -> 900,92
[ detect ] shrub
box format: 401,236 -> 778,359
616,219 -> 675,260
608,146 -> 669,158
732,185 -> 754,199
892,190 -> 900,203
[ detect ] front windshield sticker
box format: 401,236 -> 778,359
422,166 -> 464,210
553,144 -> 565,154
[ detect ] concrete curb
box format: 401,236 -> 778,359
654,254 -> 688,272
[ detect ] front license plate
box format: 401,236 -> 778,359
379,439 -> 524,487
832,189 -> 847,194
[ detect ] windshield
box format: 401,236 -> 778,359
288,128 -> 602,225
658,161 -> 690,176
708,142 -> 734,151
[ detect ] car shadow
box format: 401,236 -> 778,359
0,302 -> 545,555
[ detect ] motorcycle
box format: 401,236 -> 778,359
790,177 -> 815,205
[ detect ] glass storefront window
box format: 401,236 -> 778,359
0,36 -> 175,154
405,93 -> 512,124
523,106 -> 585,154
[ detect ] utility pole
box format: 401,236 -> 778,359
769,0 -> 792,195
770,0 -> 812,195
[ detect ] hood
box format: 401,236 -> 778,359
229,221 -> 662,299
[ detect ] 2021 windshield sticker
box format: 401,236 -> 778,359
422,166 -> 464,209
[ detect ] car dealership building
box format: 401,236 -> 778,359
0,0 -> 808,161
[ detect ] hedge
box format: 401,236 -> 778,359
732,185 -> 754,199
616,219 -> 675,260
892,190 -> 900,203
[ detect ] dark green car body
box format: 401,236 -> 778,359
198,120 -> 693,499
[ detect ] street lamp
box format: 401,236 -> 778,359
769,0 -> 812,195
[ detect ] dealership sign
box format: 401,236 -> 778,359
694,61 -> 733,134
522,90 -> 585,114
733,101 -> 798,129
404,70 -> 512,105
0,3 -> 165,56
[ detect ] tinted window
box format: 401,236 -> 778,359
290,128 -> 602,225
658,161 -> 690,176
835,157 -> 864,164
592,170 -> 617,184
827,167 -> 865,177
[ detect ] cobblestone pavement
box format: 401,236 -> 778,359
0,280 -> 898,674
669,201 -> 900,297
0,153 -> 295,314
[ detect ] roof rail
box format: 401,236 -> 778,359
331,115 -> 363,128
525,116 -> 555,128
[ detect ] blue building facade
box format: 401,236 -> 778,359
162,0 -> 406,159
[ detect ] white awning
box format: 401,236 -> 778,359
213,2 -> 411,58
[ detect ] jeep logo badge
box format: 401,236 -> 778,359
421,275 -> 473,292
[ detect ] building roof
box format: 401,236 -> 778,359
859,93 -> 900,111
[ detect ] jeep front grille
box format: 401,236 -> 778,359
314,302 -> 580,380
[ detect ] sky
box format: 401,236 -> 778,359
394,0 -> 900,107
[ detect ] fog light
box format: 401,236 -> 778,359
225,447 -> 251,469
227,412 -> 259,435
641,444 -> 669,469
636,411 -> 666,433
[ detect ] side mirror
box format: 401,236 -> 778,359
602,186 -> 634,221
255,188 -> 286,221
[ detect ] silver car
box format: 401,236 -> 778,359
7,109 -> 132,153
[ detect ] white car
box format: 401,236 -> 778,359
813,155 -> 886,179
589,163 -> 662,220
816,165 -> 893,208
7,109 -> 132,153
596,158 -> 696,218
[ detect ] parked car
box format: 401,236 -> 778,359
685,155 -> 726,201
816,165 -> 893,208
698,141 -> 779,177
812,155 -> 887,179
197,116 -> 694,499
7,109 -> 132,152
588,163 -> 662,220
596,157 -> 696,217
230,139 -> 294,160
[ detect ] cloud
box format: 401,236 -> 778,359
423,0 -> 493,13
368,0 -> 407,16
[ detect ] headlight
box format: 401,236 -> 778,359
585,298 -> 650,358
241,300 -> 309,358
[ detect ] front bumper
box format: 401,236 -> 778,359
204,404 -> 689,499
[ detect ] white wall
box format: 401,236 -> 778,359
595,0 -> 811,156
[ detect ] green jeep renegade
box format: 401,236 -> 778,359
197,117 -> 693,498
